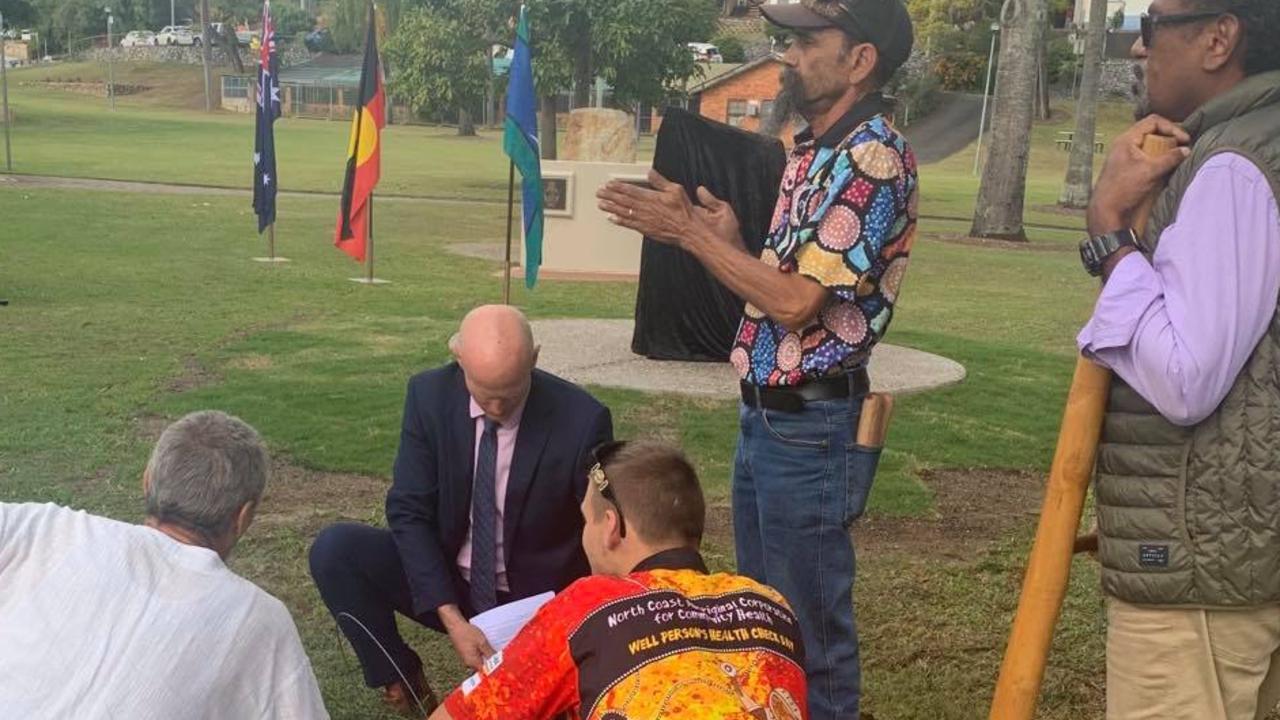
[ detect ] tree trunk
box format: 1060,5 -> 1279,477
199,0 -> 214,112
1036,41 -> 1051,121
970,0 -> 1049,241
572,40 -> 591,108
223,23 -> 244,75
721,0 -> 737,16
1059,0 -> 1108,208
540,93 -> 558,160
458,108 -> 476,136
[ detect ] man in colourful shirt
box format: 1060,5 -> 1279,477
596,1 -> 917,716
429,441 -> 808,720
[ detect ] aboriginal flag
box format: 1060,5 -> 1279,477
334,1 -> 385,262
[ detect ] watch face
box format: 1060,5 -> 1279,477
1080,239 -> 1102,275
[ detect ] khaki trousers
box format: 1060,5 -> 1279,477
1108,598 -> 1280,720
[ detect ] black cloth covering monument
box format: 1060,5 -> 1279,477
630,107 -> 787,362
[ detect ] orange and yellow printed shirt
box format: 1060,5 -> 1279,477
442,549 -> 807,720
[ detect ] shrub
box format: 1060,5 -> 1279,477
710,33 -> 746,63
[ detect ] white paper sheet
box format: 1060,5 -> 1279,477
471,591 -> 555,651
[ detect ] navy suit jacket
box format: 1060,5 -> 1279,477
386,362 -> 613,616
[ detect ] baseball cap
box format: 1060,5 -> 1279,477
762,0 -> 915,78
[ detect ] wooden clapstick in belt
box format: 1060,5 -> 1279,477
987,134 -> 1179,720
858,393 -> 895,448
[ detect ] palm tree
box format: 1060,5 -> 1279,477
1059,0 -> 1108,208
970,0 -> 1049,241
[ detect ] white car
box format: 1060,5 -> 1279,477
157,25 -> 199,46
688,42 -> 723,63
121,30 -> 158,47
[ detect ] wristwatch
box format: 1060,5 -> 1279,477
1079,229 -> 1138,277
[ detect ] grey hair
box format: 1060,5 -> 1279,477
144,411 -> 269,538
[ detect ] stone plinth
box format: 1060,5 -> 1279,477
562,109 -> 636,163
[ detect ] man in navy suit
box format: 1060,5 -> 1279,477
309,305 -> 613,716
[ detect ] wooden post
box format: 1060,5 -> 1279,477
503,161 -> 515,305
987,134 -> 1179,720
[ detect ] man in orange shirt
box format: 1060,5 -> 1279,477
429,441 -> 808,720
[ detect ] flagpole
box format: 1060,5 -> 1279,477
503,161 -> 515,304
268,223 -> 276,261
366,193 -> 375,283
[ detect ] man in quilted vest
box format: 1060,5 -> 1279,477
1075,1 -> 1280,717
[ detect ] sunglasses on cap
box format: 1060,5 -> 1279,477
588,441 -> 628,538
1139,10 -> 1225,50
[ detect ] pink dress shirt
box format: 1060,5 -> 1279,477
456,398 -> 524,593
1078,153 -> 1280,426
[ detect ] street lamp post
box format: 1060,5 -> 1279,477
105,8 -> 115,111
0,10 -> 12,172
171,0 -> 176,29
973,22 -> 1000,177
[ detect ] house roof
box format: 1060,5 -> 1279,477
278,54 -> 364,87
687,54 -> 783,94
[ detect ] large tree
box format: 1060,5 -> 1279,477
382,0 -> 715,151
969,0 -> 1049,241
1058,0 -> 1107,208
383,0 -> 505,135
524,0 -> 716,157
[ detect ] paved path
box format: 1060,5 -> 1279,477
0,173 -> 489,205
902,92 -> 986,165
532,319 -> 965,398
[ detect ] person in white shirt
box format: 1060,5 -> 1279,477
0,410 -> 328,719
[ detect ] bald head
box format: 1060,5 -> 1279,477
450,305 -> 538,423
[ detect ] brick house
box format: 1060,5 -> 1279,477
651,54 -> 794,141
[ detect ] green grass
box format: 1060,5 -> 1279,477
0,73 -> 1118,718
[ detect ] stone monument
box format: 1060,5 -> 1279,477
562,108 -> 637,162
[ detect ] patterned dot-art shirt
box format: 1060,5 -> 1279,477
442,549 -> 808,720
732,97 -> 919,387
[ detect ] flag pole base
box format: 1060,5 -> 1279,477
252,257 -> 292,263
348,277 -> 392,285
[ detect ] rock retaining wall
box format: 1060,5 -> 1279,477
80,44 -> 310,68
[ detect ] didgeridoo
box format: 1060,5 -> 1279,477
986,134 -> 1178,720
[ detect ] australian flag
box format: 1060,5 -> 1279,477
252,0 -> 281,233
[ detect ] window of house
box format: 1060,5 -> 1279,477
222,75 -> 250,99
761,100 -> 775,121
727,99 -> 747,127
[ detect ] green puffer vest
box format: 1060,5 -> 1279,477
1097,71 -> 1280,608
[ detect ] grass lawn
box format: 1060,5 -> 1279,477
6,61 -> 1123,238
0,71 -> 1121,718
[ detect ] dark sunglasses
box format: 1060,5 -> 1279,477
1140,11 -> 1224,49
588,441 -> 628,537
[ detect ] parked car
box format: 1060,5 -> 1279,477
157,25 -> 198,46
688,42 -> 723,63
120,30 -> 157,47
235,28 -> 255,46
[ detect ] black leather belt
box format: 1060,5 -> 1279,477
740,368 -> 870,413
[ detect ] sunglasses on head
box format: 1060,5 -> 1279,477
1140,10 -> 1224,50
588,441 -> 628,538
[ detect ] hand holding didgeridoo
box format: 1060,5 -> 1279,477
987,124 -> 1189,720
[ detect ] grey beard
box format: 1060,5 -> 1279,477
761,69 -> 805,136
1132,63 -> 1151,120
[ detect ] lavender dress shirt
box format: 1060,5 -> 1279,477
455,397 -> 525,593
1078,153 -> 1280,426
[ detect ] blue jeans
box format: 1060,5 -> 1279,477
733,397 -> 880,720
